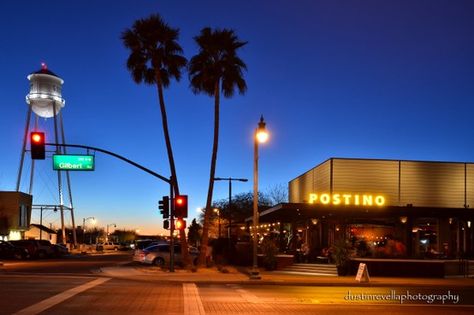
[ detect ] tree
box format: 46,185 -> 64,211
266,183 -> 288,205
121,14 -> 190,264
112,229 -> 138,242
199,191 -> 272,230
214,192 -> 272,223
187,219 -> 202,247
121,14 -> 186,194
188,27 -> 247,266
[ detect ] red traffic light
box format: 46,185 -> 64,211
30,132 -> 45,160
174,195 -> 188,218
31,132 -> 43,143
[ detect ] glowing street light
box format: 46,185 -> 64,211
250,115 -> 269,280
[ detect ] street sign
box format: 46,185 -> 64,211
53,154 -> 95,171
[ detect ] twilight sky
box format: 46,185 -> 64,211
1,0 -> 473,235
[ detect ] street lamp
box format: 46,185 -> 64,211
106,223 -> 116,242
214,177 -> 248,239
82,217 -> 95,244
250,115 -> 269,280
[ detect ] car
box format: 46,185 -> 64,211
52,244 -> 69,257
9,240 -> 55,258
96,242 -> 119,251
0,241 -> 29,259
119,242 -> 133,251
132,240 -> 167,263
141,244 -> 199,266
132,239 -> 162,250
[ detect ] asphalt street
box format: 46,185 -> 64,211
1,252 -> 474,314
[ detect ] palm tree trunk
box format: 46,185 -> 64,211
198,81 -> 220,266
156,78 -> 180,194
155,75 -> 190,266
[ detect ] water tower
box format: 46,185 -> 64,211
16,63 -> 77,246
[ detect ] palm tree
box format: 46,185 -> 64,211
189,27 -> 247,265
121,14 -> 190,264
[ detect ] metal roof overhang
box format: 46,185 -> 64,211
246,203 -> 474,223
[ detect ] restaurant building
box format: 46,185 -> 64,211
258,158 -> 474,259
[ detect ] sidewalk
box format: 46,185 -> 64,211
98,264 -> 474,287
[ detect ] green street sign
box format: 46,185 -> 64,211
53,155 -> 95,171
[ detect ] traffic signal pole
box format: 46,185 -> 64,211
169,176 -> 175,272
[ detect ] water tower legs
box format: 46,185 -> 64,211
52,101 -> 67,245
59,111 -> 77,246
16,106 -> 32,192
15,103 -> 77,247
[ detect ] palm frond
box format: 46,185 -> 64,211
188,27 -> 247,98
122,13 -> 187,87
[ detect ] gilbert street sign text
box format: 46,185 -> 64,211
53,154 -> 95,171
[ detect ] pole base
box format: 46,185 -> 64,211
249,268 -> 261,280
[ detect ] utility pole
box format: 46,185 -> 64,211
214,177 -> 248,242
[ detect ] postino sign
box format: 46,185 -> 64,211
308,193 -> 385,206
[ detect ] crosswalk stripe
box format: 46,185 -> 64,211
13,277 -> 111,315
183,283 -> 205,315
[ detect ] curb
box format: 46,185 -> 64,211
97,266 -> 474,287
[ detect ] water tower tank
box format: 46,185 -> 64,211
26,63 -> 65,118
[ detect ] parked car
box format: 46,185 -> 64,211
119,242 -> 133,251
52,244 -> 69,257
96,242 -> 119,251
9,240 -> 55,258
132,239 -> 167,263
0,241 -> 29,259
141,244 -> 199,266
132,239 -> 161,250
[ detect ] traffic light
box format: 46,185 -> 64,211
175,218 -> 186,230
30,132 -> 45,160
174,195 -> 188,218
159,196 -> 169,218
163,220 -> 169,230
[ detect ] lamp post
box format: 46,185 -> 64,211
250,115 -> 269,280
214,177 -> 248,239
82,217 -> 95,244
106,223 -> 116,242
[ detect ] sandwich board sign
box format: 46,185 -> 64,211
355,262 -> 370,282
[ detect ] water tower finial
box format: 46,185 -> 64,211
41,62 -> 47,70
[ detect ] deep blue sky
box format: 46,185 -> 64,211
1,1 -> 473,234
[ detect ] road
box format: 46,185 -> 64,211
0,252 -> 127,274
1,253 -> 474,314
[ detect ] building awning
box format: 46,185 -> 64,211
246,203 -> 474,223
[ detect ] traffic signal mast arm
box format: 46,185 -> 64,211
44,142 -> 170,184
37,136 -> 180,273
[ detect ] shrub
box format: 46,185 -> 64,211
261,238 -> 279,270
